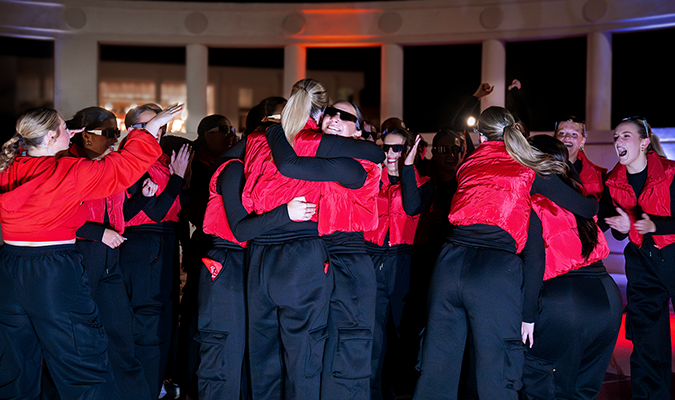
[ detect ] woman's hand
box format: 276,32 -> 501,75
635,213 -> 657,235
170,144 -> 192,179
141,177 -> 158,197
102,228 -> 126,249
404,135 -> 422,166
521,322 -> 534,348
286,196 -> 316,221
605,207 -> 631,234
144,103 -> 184,139
473,83 -> 494,99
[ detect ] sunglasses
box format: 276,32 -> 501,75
622,116 -> 649,134
324,106 -> 358,124
382,144 -> 406,153
209,125 -> 236,135
87,128 -> 121,139
433,145 -> 464,154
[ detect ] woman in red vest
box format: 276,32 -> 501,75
413,107 -> 598,400
554,116 -> 607,200
0,106 -> 171,400
520,134 -> 622,400
603,117 -> 675,400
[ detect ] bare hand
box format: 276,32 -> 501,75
101,228 -> 126,249
508,79 -> 522,91
635,213 -> 657,235
145,103 -> 184,139
404,135 -> 422,166
521,322 -> 534,348
169,144 -> 192,179
287,196 -> 317,221
473,83 -> 494,99
141,178 -> 158,197
605,207 -> 631,234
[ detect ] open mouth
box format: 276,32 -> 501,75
617,146 -> 627,157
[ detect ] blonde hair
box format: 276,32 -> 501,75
281,79 -> 328,145
477,106 -> 567,175
0,108 -> 61,172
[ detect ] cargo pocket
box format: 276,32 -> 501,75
195,330 -> 229,382
521,353 -> 556,400
132,306 -> 164,346
331,327 -> 372,379
503,338 -> 525,391
305,325 -> 329,378
69,311 -> 107,357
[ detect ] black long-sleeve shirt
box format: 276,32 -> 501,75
123,172 -> 184,223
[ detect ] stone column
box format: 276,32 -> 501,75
186,43 -> 208,134
54,36 -> 98,119
284,44 -> 306,97
586,31 -> 612,131
480,39 -> 506,111
380,43 -> 404,124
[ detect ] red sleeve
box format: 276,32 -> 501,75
75,129 -> 162,201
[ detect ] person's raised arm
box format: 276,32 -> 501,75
532,174 -> 598,218
401,135 -> 434,215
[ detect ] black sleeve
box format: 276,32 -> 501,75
452,95 -> 480,133
123,173 -> 154,221
507,87 -> 531,131
598,185 -> 628,240
219,161 -> 293,242
531,174 -> 599,218
400,165 -> 435,216
520,211 -> 545,323
76,222 -> 106,241
315,132 -> 386,164
265,125 -> 369,189
649,177 -> 675,235
220,138 -> 246,161
143,175 -> 184,223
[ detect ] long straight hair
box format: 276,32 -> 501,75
281,79 -> 328,145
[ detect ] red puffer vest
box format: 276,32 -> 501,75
242,121 -> 322,220
449,141 -> 535,253
319,159 -> 380,236
126,153 -> 181,226
532,194 -> 609,280
577,151 -> 607,201
605,151 -> 675,249
364,167 -> 430,246
202,159 -> 246,247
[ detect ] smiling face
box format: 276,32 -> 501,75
554,121 -> 586,162
321,102 -> 361,138
83,118 -> 119,159
383,133 -> 406,176
614,121 -> 650,173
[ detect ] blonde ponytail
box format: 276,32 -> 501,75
0,108 -> 60,172
281,79 -> 328,146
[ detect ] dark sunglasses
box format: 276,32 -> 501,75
433,145 -> 464,155
87,128 -> 121,139
382,144 -> 406,153
324,106 -> 358,124
209,125 -> 236,135
554,116 -> 585,132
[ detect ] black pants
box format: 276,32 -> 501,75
119,230 -> 177,398
321,237 -> 377,400
0,244 -> 122,400
522,265 -> 623,400
247,233 -> 332,400
624,241 -> 675,400
414,242 -> 524,400
196,245 -> 247,399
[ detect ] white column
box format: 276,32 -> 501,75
480,39 -> 506,111
186,43 -> 208,134
54,36 -> 98,119
284,45 -> 306,97
380,43 -> 404,124
586,31 -> 612,131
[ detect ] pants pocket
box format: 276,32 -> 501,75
332,327 -> 372,379
132,306 -> 165,346
195,330 -> 229,381
69,311 -> 107,357
305,325 -> 329,378
522,352 -> 556,400
503,338 -> 525,391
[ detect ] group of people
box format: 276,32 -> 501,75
0,76 -> 674,400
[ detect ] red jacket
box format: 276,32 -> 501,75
318,159 -> 380,236
0,129 -> 161,242
449,141 -> 535,253
577,151 -> 607,201
242,121 -> 322,220
364,167 -> 430,246
605,151 -> 675,249
125,153 -> 182,227
532,194 -> 609,280
202,159 -> 246,247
